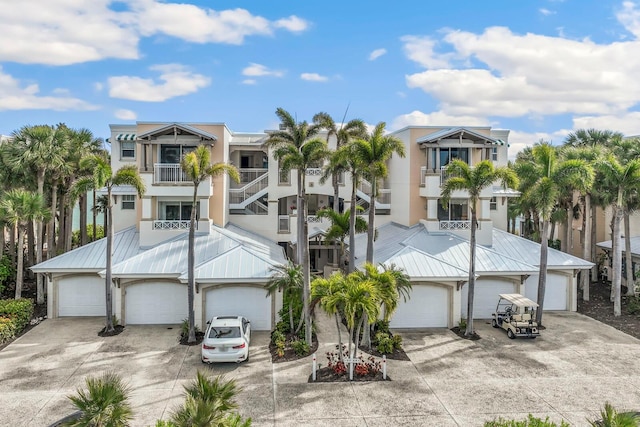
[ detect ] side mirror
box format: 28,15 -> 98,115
206,321 -> 211,325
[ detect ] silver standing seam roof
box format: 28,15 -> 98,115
416,127 -> 505,145
596,236 -> 640,257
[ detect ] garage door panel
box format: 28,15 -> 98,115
462,279 -> 516,319
390,284 -> 449,328
205,287 -> 271,331
525,273 -> 568,311
58,276 -> 106,317
125,283 -> 187,325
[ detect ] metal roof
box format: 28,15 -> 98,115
378,246 -> 468,280
179,246 -> 280,282
416,127 -> 504,145
491,229 -> 594,269
499,293 -> 539,307
597,237 -> 640,257
31,227 -> 141,273
137,123 -> 218,141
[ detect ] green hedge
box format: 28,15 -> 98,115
0,299 -> 34,344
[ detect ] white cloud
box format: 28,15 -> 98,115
368,48 -> 387,61
242,63 -> 284,77
539,8 -> 556,16
274,16 -> 309,33
242,79 -> 257,85
300,73 -> 328,82
0,66 -> 98,111
397,91 -> 407,98
401,35 -> 452,69
573,112 -> 640,136
391,110 -> 490,131
617,1 -> 640,38
0,0 -> 308,65
94,82 -> 104,92
108,64 -> 211,102
114,109 -> 137,120
506,129 -> 570,160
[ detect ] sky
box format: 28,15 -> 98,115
2,0 -> 640,158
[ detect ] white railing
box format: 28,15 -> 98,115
439,220 -> 478,230
305,168 -> 323,176
153,220 -> 195,230
307,215 -> 323,223
154,163 -> 189,183
233,168 -> 268,187
229,173 -> 269,204
378,189 -> 391,205
278,215 -> 290,233
440,166 -> 449,185
246,200 -> 268,215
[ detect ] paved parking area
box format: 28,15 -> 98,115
1,313 -> 640,426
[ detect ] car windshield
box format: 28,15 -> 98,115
210,326 -> 241,339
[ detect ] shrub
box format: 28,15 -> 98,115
391,334 -> 403,350
484,414 -> 570,427
373,320 -> 390,335
375,333 -> 394,354
326,345 -> 349,375
0,255 -> 14,295
271,330 -> 285,345
291,339 -> 310,356
179,319 -> 200,339
0,299 -> 34,332
275,340 -> 285,358
0,317 -> 17,344
627,296 -> 640,315
588,402 -> 640,427
72,224 -> 105,247
459,317 -> 467,330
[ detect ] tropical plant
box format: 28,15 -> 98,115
181,145 -> 239,344
266,108 -> 328,347
65,372 -> 133,427
315,207 -> 367,269
311,272 -> 348,363
1,189 -> 49,299
588,402 -> 640,427
77,155 -> 146,333
265,261 -> 303,332
442,159 -> 518,335
515,143 -> 593,325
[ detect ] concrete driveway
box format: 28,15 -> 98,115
1,313 -> 640,426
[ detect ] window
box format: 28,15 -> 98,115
491,147 -> 498,161
121,141 -> 135,159
122,195 -> 135,210
158,201 -> 199,221
490,197 -> 497,211
437,199 -> 469,221
439,147 -> 469,167
160,144 -> 196,163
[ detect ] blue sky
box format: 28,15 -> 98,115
2,0 -> 640,157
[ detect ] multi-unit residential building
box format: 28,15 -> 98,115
33,121 -> 593,330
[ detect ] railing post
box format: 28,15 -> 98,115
312,353 -> 317,381
383,355 -> 387,380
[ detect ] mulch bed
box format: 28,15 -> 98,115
269,332 -> 319,363
179,331 -> 205,346
309,366 -> 391,382
450,326 -> 481,340
357,343 -> 410,361
98,325 -> 125,337
577,281 -> 640,340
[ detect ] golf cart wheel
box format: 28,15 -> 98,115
491,319 -> 498,328
507,329 -> 516,339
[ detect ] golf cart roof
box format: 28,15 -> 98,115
499,293 -> 539,307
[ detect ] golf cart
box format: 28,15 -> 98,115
491,293 -> 540,339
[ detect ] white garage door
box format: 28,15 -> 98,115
58,276 -> 106,317
125,282 -> 187,324
205,286 -> 271,331
462,278 -> 516,319
390,284 -> 449,328
525,273 -> 568,311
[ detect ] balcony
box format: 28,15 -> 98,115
154,163 -> 189,184
152,220 -> 195,230
439,220 -> 480,230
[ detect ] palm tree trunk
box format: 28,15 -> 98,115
187,184 -> 198,343
35,173 -> 45,304
288,291 -> 295,332
549,221 -> 556,245
366,182 -> 376,264
105,190 -> 115,333
536,219 -> 550,325
466,208 -> 478,336
612,206 -> 623,316
624,210 -> 635,296
58,191 -> 66,255
334,312 -> 344,364
348,177 -> 357,273
92,189 -> 97,241
64,205 -> 73,252
8,224 -> 16,268
302,190 -> 312,347
80,193 -> 88,246
47,182 -> 58,260
591,204 -> 598,282
27,221 -> 35,269
0,225 -> 4,258
564,208 -> 572,254
332,174 -> 340,267
582,194 -> 591,301
15,227 -> 25,300
610,214 -> 616,302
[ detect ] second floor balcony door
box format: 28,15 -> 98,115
436,147 -> 469,169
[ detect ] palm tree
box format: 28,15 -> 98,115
352,123 -> 406,264
3,125 -> 66,304
77,155 -> 146,333
311,273 -> 348,363
1,189 -> 49,299
589,402 -> 640,427
66,371 -> 132,427
315,207 -> 367,269
264,261 -> 302,332
266,108 -> 328,347
595,155 -> 640,316
442,159 -> 518,335
181,145 -> 239,344
515,143 -> 593,324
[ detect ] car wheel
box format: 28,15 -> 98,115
245,351 -> 249,363
491,319 -> 498,328
507,329 -> 516,339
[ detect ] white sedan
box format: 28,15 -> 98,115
201,316 -> 251,363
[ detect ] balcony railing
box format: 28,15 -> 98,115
233,168 -> 268,187
439,220 -> 479,230
153,220 -> 195,230
305,168 -> 323,176
229,172 -> 269,204
154,163 -> 189,183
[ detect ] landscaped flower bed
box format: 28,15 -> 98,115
0,298 -> 34,345
309,345 -> 390,382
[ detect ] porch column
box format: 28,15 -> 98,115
142,198 -> 152,220
199,198 -> 210,220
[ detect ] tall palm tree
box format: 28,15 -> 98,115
352,123 -> 406,264
181,145 -> 239,344
595,155 -> 640,316
77,155 -> 146,333
1,189 -> 49,299
315,207 -> 367,269
515,143 -> 593,324
4,125 -> 66,304
311,273 -> 348,363
66,372 -> 133,427
265,261 -> 302,332
442,159 -> 518,335
266,108 -> 328,347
